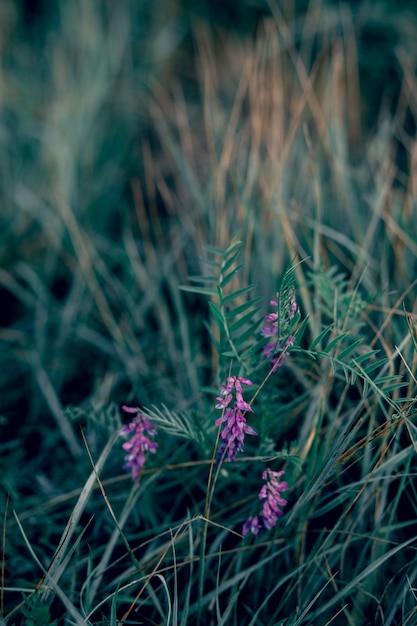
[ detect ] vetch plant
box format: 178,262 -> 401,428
243,469 -> 289,537
215,376 -> 257,462
177,242 -> 302,544
261,289 -> 298,367
120,405 -> 158,484
120,242 -> 300,538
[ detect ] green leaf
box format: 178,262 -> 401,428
208,301 -> 224,325
179,285 -> 217,297
229,307 -> 262,334
144,404 -> 202,443
336,338 -> 364,361
203,243 -> 230,256
374,375 -> 403,385
353,350 -> 379,365
221,250 -> 242,275
233,318 -> 263,345
203,258 -> 222,269
309,325 -> 333,350
225,297 -> 262,318
361,358 -> 387,375
220,263 -> 243,288
293,315 -> 310,346
222,284 -> 256,304
323,332 -> 350,354
240,337 -> 267,362
383,382 -> 409,393
186,275 -> 218,284
220,240 -> 242,258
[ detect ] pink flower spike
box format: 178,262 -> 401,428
259,469 -> 288,529
120,407 -> 158,485
243,468 -> 289,538
215,407 -> 257,462
215,376 -> 257,462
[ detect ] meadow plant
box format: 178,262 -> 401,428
120,405 -> 158,484
261,296 -> 297,378
243,469 -> 288,537
120,245 -> 297,537
117,242 -> 297,503
215,376 -> 257,462
261,290 -> 297,364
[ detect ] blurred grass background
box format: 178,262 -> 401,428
2,0 -> 417,622
1,0 -> 416,494
2,1 -> 416,407
1,0 -> 416,491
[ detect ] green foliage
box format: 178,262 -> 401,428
20,595 -> 57,626
140,403 -> 204,446
307,265 -> 369,332
181,242 -> 301,384
182,240 -> 262,374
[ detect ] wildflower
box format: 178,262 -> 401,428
261,290 -> 297,366
216,376 -> 253,412
215,376 -> 257,462
242,468 -> 288,537
259,468 -> 288,529
120,405 -> 158,484
242,515 -> 263,538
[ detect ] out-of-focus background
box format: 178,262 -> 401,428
2,0 -> 417,443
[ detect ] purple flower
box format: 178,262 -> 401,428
215,377 -> 257,462
261,307 -> 279,338
259,468 -> 288,529
215,376 -> 253,412
120,405 -> 158,484
216,406 -> 258,462
270,334 -> 295,372
243,468 -> 288,537
242,515 -> 263,538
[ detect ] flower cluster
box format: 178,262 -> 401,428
242,468 -> 288,537
261,290 -> 297,367
120,405 -> 158,484
215,376 -> 257,462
